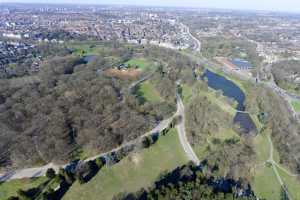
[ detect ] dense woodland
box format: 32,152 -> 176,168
0,43 -> 197,170
184,80 -> 256,182
114,163 -> 257,200
272,60 -> 300,92
246,85 -> 300,174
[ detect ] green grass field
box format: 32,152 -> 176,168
181,84 -> 193,104
253,133 -> 270,163
181,84 -> 236,116
125,58 -> 150,71
203,89 -> 237,116
252,165 -> 282,200
291,100 -> 300,113
63,129 -> 188,200
277,166 -> 300,200
67,42 -> 105,56
137,81 -> 163,103
0,177 -> 47,199
251,130 -> 294,200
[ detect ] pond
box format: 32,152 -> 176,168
82,55 -> 97,63
202,69 -> 257,135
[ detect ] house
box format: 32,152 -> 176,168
117,64 -> 129,71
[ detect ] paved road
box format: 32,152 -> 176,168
176,93 -> 200,165
181,23 -> 201,52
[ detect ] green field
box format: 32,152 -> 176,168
67,42 -> 105,56
181,84 -> 193,103
0,177 -> 47,199
277,166 -> 300,200
63,129 -> 188,200
253,133 -> 270,163
251,130 -> 298,200
205,90 -> 237,116
252,165 -> 282,200
125,58 -> 151,71
291,100 -> 300,113
181,84 -> 236,116
137,81 -> 163,103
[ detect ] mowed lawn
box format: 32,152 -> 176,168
277,166 -> 300,200
181,84 -> 193,104
125,58 -> 150,71
67,43 -> 105,56
291,100 -> 300,113
63,129 -> 188,200
0,177 -> 47,199
138,81 -> 163,103
251,132 -> 282,200
181,84 -> 236,116
252,165 -> 282,200
251,130 -> 292,200
203,89 -> 237,116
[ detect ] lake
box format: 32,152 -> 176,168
202,70 -> 257,135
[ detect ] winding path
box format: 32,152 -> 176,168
0,114 -> 175,182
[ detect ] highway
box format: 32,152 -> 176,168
180,23 -> 201,52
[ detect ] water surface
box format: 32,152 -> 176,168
202,69 -> 257,135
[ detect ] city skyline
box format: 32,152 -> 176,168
1,0 -> 300,13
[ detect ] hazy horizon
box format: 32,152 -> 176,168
1,0 -> 300,13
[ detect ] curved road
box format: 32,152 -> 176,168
176,93 -> 200,165
181,23 -> 201,52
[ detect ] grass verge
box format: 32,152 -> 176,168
0,177 -> 47,199
291,100 -> 300,113
63,129 -> 188,200
125,58 -> 150,71
137,81 -> 163,103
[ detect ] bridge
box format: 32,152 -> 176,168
236,110 -> 250,114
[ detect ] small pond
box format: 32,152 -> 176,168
202,69 -> 257,135
82,55 -> 97,63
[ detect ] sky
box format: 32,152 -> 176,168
1,0 -> 300,13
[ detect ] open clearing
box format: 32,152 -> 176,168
251,129 -> 300,200
0,177 -> 47,199
137,81 -> 163,103
276,165 -> 300,200
125,58 -> 151,71
252,165 -> 282,200
291,100 -> 300,113
63,129 -> 188,200
67,42 -> 105,56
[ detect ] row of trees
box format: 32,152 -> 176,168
7,126 -> 175,200
113,162 -> 258,200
